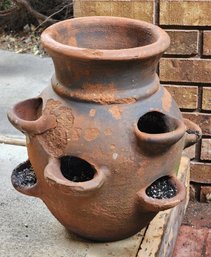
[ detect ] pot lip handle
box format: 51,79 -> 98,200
11,160 -> 40,197
44,158 -> 107,195
13,183 -> 40,197
183,118 -> 202,149
136,175 -> 186,213
7,98 -> 57,135
8,111 -> 57,135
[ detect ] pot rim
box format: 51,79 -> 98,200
41,16 -> 170,61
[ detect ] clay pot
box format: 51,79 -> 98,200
7,17 -> 201,242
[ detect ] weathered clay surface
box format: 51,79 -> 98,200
37,99 -> 74,157
7,17 -> 201,242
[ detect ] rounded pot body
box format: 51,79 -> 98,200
8,17 -> 201,241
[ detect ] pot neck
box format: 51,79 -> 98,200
51,54 -> 161,104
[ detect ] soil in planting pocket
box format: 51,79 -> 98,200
11,160 -> 37,188
146,176 -> 177,199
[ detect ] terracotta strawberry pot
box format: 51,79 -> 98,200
7,16 -> 201,242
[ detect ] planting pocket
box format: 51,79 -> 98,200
11,160 -> 40,197
44,156 -> 106,195
136,175 -> 186,213
7,97 -> 57,135
134,111 -> 186,154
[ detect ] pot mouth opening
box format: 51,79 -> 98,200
11,160 -> 37,189
41,16 -> 170,60
146,176 -> 177,199
60,156 -> 96,182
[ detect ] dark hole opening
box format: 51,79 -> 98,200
60,156 -> 95,182
137,112 -> 173,134
11,160 -> 37,188
146,176 -> 177,199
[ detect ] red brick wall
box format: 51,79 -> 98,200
158,0 -> 211,202
74,0 -> 211,201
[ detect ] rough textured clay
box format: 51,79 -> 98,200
7,16 -> 201,242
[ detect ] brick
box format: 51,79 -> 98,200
190,162 -> 211,184
95,2 -> 112,16
182,113 -> 211,136
200,186 -> 211,202
203,31 -> 211,56
74,1 -> 154,22
201,139 -> 211,161
202,87 -> 211,111
73,1 -> 82,16
205,230 -> 211,257
183,145 -> 195,160
160,1 -> 211,26
164,85 -> 198,109
165,30 -> 198,56
160,59 -> 211,83
172,225 -> 209,257
77,2 -> 97,16
110,2 -> 134,18
189,184 -> 196,201
133,2 -> 154,22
